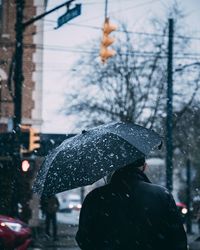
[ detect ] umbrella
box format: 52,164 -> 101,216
33,122 -> 162,197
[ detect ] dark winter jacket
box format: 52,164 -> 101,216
40,195 -> 59,215
76,167 -> 187,250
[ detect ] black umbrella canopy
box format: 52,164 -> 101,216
33,122 -> 162,197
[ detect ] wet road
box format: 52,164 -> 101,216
30,246 -> 79,250
30,212 -> 200,250
29,234 -> 80,249
29,211 -> 80,250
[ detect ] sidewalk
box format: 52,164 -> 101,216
30,220 -> 200,250
187,222 -> 200,250
188,234 -> 200,250
30,221 -> 80,250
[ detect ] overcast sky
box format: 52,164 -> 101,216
41,0 -> 200,134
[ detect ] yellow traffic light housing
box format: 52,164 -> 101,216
20,125 -> 40,153
20,125 -> 30,153
100,17 -> 117,63
29,127 -> 40,152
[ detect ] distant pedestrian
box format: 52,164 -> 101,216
76,158 -> 187,250
40,195 -> 59,241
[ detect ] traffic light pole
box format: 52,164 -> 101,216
9,0 -> 25,217
14,0 -> 24,129
23,0 -> 74,28
11,0 -> 75,217
166,19 -> 174,192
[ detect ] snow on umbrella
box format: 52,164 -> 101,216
33,122 -> 162,197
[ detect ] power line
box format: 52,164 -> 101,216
109,0 -> 160,15
22,65 -> 200,73
1,39 -> 200,58
1,41 -> 200,58
27,45 -> 200,60
22,1 -> 200,42
25,43 -> 200,57
43,20 -> 200,41
74,0 -> 160,24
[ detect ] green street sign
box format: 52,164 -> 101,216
57,4 -> 81,28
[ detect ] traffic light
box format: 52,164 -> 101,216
100,17 -> 117,63
20,125 -> 40,153
20,157 -> 35,178
20,125 -> 31,153
29,127 -> 40,152
21,160 -> 30,172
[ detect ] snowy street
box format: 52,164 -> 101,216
57,211 -> 80,226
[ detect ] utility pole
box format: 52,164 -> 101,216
10,0 -> 25,217
186,158 -> 192,233
166,18 -> 174,192
11,0 -> 77,216
14,0 -> 24,129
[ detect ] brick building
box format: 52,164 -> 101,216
0,0 -> 47,226
0,0 -> 47,131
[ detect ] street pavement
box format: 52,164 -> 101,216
29,211 -> 200,250
188,223 -> 200,250
29,222 -> 79,250
29,211 -> 80,249
57,210 -> 79,225
188,235 -> 200,250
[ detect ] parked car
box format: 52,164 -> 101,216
0,215 -> 32,250
58,193 -> 82,213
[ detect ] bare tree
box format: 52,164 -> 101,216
62,22 -> 167,129
172,102 -> 200,202
62,18 -> 200,132
61,12 -> 200,193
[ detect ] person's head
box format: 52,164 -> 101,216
122,157 -> 147,172
134,157 -> 147,172
113,157 -> 147,176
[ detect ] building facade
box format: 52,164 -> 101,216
0,0 -> 46,132
0,0 -> 47,226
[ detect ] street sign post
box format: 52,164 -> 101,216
57,4 -> 81,28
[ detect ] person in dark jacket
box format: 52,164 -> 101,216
40,195 -> 59,241
76,158 -> 187,250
